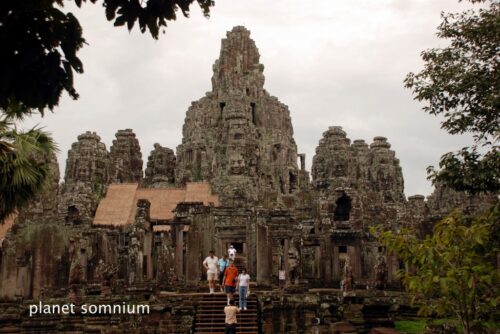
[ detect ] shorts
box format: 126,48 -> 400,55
207,272 -> 217,281
224,285 -> 236,293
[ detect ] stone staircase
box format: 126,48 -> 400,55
194,293 -> 259,334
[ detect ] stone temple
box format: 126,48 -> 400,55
0,26 -> 496,333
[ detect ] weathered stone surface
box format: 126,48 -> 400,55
144,143 -> 176,187
58,131 -> 110,225
63,131 -> 110,186
427,183 -> 497,219
109,129 -> 143,183
175,26 -> 300,206
311,126 -> 407,240
312,126 -> 404,204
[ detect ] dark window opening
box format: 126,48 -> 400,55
229,242 -> 244,254
399,261 -> 405,270
339,245 -> 347,253
334,193 -> 351,221
250,103 -> 256,125
289,172 -> 297,193
65,205 -> 81,225
143,255 -> 148,277
378,246 -> 384,253
246,88 -> 250,96
219,102 -> 226,118
120,235 -> 130,248
234,133 -> 243,140
154,234 -> 162,245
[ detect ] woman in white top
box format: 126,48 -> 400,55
237,268 -> 250,310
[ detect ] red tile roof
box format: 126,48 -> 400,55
93,182 -> 219,227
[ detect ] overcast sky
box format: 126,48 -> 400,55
22,0 -> 475,197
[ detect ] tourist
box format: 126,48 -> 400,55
237,268 -> 250,310
278,269 -> 286,290
223,260 -> 238,305
202,250 -> 219,294
218,254 -> 230,292
224,298 -> 240,334
228,244 -> 237,260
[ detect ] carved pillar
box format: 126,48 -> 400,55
186,220 -> 201,282
387,253 -> 399,284
347,245 -> 360,280
332,244 -> 340,282
323,236 -> 332,282
284,238 -> 290,284
256,224 -> 271,285
175,224 -> 184,278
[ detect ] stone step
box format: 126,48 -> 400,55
194,293 -> 258,334
195,327 -> 258,332
196,332 -> 257,334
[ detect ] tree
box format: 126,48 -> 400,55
404,0 -> 499,194
374,206 -> 499,333
0,113 -> 57,222
0,0 -> 214,114
0,0 -> 214,221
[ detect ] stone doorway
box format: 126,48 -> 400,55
229,242 -> 245,255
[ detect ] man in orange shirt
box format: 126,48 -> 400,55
222,260 -> 238,305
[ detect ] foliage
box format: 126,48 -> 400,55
427,147 -> 500,194
0,0 -> 214,115
404,0 -> 500,194
0,113 -> 58,222
374,205 -> 500,334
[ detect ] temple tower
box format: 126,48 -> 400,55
175,26 -> 300,206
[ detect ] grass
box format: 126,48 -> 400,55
394,320 -> 427,334
395,319 -> 500,333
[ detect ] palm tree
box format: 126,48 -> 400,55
0,110 -> 57,222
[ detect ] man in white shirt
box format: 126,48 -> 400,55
228,245 -> 237,260
202,250 -> 219,294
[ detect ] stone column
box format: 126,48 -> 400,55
144,230 -> 153,280
247,216 -> 257,278
256,224 -> 271,285
284,238 -> 290,284
174,224 -> 184,278
332,244 -> 340,282
186,220 -> 201,282
323,237 -> 332,282
347,245 -> 360,280
387,253 -> 399,284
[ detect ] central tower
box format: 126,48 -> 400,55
175,26 -> 300,206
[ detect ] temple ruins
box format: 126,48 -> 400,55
0,26 -> 496,334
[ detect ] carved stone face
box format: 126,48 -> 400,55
229,152 -> 246,175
